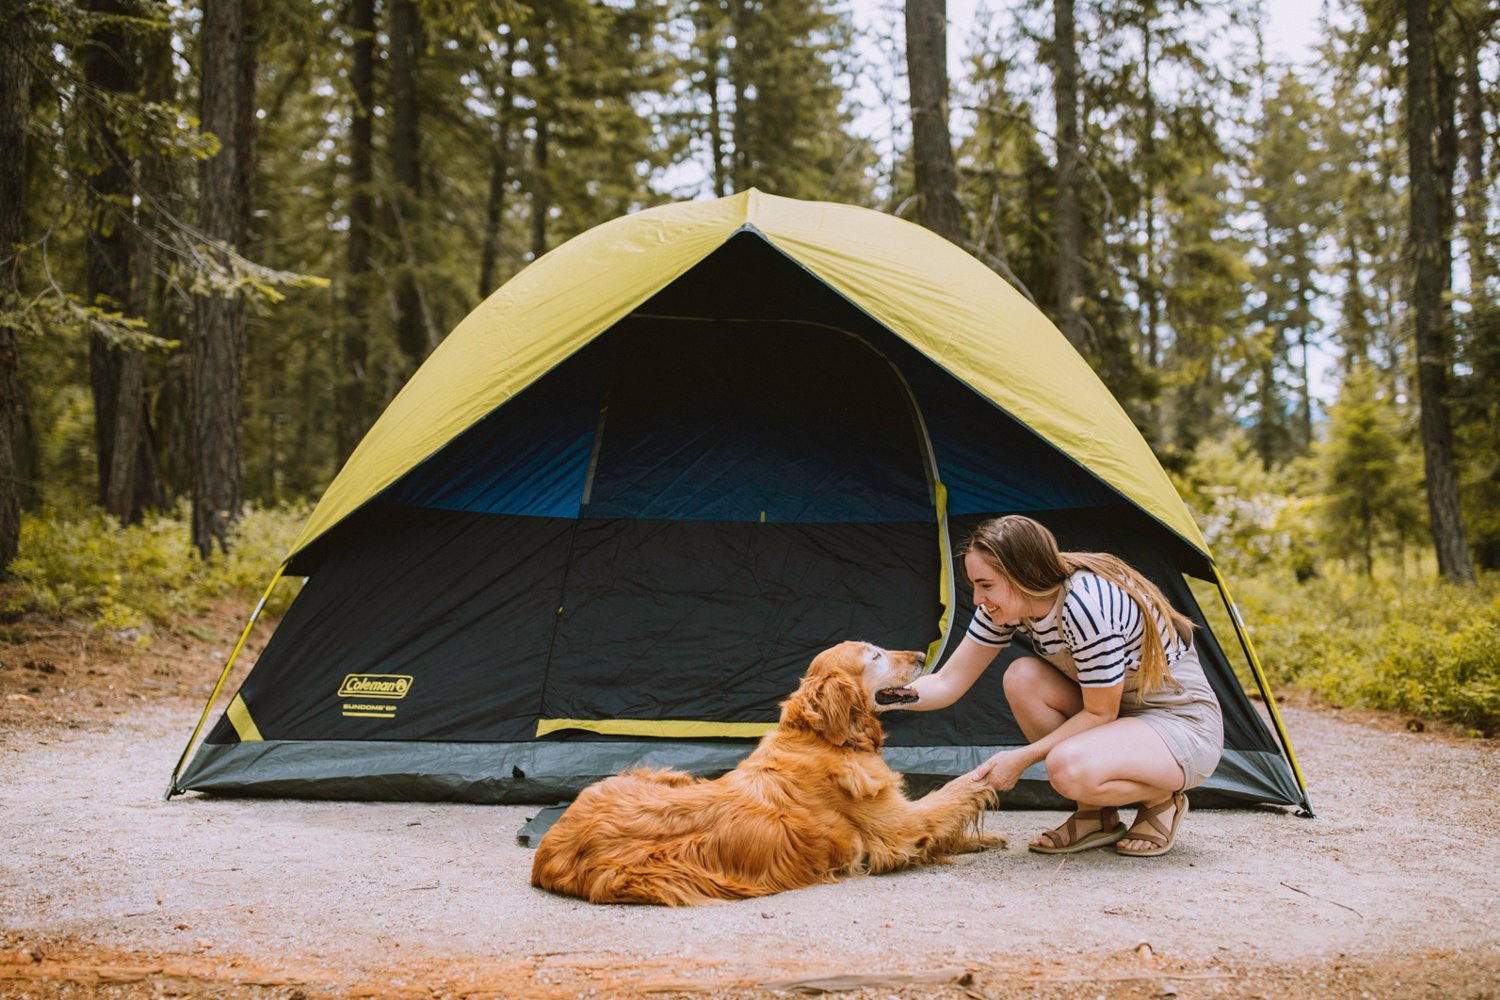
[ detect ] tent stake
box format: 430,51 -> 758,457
163,564 -> 287,800
1211,565 -> 1314,817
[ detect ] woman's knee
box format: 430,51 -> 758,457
1002,657 -> 1051,701
1044,742 -> 1098,800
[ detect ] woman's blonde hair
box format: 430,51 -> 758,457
960,515 -> 1194,695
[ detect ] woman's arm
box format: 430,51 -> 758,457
970,682 -> 1123,790
890,635 -> 1001,712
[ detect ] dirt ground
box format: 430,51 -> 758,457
2,612 -> 1498,999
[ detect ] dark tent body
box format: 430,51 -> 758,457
171,193 -> 1310,813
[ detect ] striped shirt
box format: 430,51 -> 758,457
965,570 -> 1190,688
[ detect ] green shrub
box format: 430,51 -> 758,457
6,502 -> 308,643
1209,567 -> 1500,736
1170,430 -> 1319,577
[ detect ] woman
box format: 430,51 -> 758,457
880,515 -> 1223,856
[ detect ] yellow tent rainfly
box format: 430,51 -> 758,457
169,190 -> 1309,814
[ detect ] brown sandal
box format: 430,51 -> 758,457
1028,807 -> 1127,855
1115,792 -> 1188,857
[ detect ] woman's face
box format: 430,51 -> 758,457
965,551 -> 1032,622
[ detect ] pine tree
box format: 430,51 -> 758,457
192,0 -> 258,556
1246,68 -> 1334,466
696,0 -> 871,201
0,4 -> 33,576
905,0 -> 963,243
1320,363 -> 1426,576
1404,0 -> 1474,583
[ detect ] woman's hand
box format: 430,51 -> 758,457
969,749 -> 1029,791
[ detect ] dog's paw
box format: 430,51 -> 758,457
958,778 -> 998,807
975,831 -> 1006,850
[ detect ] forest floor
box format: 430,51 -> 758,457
1,607 -> 1498,1000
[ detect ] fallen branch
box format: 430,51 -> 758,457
1280,881 -> 1366,919
756,967 -> 972,993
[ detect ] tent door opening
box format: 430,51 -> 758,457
535,316 -> 948,738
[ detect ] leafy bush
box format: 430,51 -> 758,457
1170,429 -> 1319,578
5,502 -> 308,644
1213,567 -> 1500,736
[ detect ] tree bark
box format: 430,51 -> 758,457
1051,0 -> 1087,354
338,0 -> 375,461
1404,0 -> 1475,583
0,7 -> 31,576
904,0 -> 964,244
391,0 -> 427,368
192,0 -> 256,557
478,32 -> 514,299
1436,49 -> 1457,300
1462,37 -> 1491,291
1140,15 -> 1159,372
728,0 -> 747,187
700,3 -> 727,198
531,113 -> 550,258
78,0 -> 151,522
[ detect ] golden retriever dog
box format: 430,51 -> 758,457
530,641 -> 1002,906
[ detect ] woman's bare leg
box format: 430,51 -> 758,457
1003,657 -> 1117,848
1043,718 -> 1186,852
1005,659 -> 1187,851
1002,656 -> 1082,741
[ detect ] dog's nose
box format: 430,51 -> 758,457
915,651 -> 926,667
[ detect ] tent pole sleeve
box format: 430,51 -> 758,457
163,565 -> 287,800
925,480 -> 954,669
878,354 -> 953,671
1211,564 -> 1314,816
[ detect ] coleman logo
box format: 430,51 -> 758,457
338,674 -> 413,699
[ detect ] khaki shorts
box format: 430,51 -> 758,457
1123,645 -> 1224,790
1133,704 -> 1223,790
1041,642 -> 1224,791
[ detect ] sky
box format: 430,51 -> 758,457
846,0 -> 1326,84
833,0 -> 1338,401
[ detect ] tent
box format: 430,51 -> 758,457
168,189 -> 1311,813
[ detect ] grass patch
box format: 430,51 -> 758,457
5,503 -> 307,646
1202,566 -> 1500,737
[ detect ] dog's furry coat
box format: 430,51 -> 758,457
530,641 -> 1001,906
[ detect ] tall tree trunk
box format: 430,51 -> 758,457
1139,13 -> 1164,443
79,0 -> 146,521
1140,16 -> 1159,371
192,0 -> 256,557
905,0 -> 964,244
478,34 -> 514,298
701,7 -> 727,198
1405,0 -> 1475,583
338,0 -> 375,461
111,9 -> 171,524
531,113 -> 550,258
391,0 -> 427,368
1051,0 -> 1087,354
136,2 -> 176,505
1462,37 -> 1491,291
728,0 -> 747,187
0,7 -> 31,576
1295,311 -> 1313,450
1436,51 -> 1458,299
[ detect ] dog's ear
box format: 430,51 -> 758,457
785,669 -> 882,751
